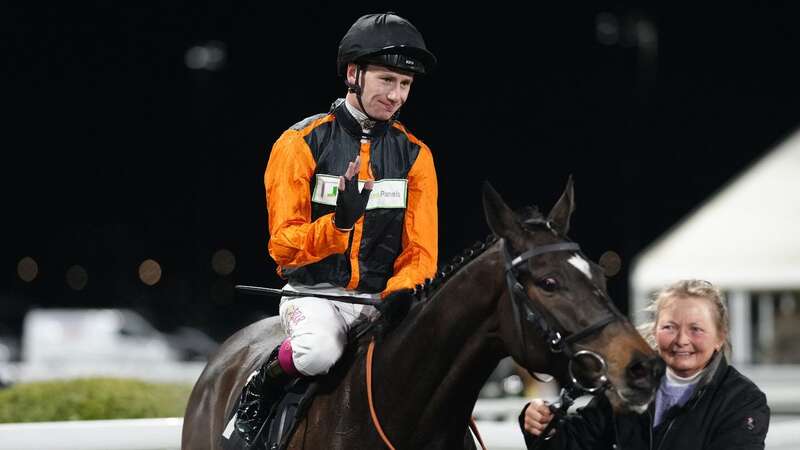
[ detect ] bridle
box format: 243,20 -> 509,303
502,235 -> 625,394
502,234 -> 629,445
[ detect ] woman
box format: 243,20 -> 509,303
520,279 -> 769,449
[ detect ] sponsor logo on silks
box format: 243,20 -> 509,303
286,304 -> 306,328
324,184 -> 338,198
312,174 -> 408,209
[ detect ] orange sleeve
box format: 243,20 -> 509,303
382,143 -> 438,296
265,129 -> 350,271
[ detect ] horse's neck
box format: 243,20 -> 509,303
374,243 -> 508,444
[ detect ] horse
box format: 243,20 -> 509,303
182,180 -> 664,450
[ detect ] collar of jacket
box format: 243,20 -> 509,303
330,98 -> 391,140
647,351 -> 727,417
680,351 -> 728,411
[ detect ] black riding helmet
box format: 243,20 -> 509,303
337,12 -> 437,76
337,13 -> 436,124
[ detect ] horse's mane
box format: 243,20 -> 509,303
364,204 -> 544,340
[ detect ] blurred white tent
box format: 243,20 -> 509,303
630,128 -> 800,366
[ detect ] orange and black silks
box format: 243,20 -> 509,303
265,99 -> 437,297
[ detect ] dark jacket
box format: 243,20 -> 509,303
520,353 -> 769,450
264,99 -> 438,294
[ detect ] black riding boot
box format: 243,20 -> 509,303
234,346 -> 294,447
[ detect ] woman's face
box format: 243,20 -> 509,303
655,296 -> 724,377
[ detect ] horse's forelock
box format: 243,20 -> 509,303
514,205 -> 544,223
514,205 -> 555,234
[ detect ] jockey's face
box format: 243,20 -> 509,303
347,64 -> 414,121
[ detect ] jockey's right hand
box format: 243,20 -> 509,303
334,156 -> 374,231
523,399 -> 554,436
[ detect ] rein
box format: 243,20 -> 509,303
366,340 -> 396,450
366,339 -> 488,450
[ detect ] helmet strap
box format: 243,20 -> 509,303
346,64 -> 363,95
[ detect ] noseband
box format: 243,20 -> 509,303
502,238 -> 623,394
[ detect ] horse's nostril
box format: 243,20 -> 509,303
628,360 -> 649,380
628,355 -> 665,386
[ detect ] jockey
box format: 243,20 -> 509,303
262,12 -> 439,385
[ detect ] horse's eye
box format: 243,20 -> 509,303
537,277 -> 559,292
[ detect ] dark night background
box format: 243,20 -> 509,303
3,3 -> 800,342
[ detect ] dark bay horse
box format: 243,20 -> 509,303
182,180 -> 663,449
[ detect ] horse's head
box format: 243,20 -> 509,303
483,179 -> 664,412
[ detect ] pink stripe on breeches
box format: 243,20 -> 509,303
277,339 -> 299,376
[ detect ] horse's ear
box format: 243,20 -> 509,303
547,175 -> 575,236
482,181 -> 523,241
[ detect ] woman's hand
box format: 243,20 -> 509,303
523,399 -> 554,436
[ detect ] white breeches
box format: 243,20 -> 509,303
279,282 -> 378,376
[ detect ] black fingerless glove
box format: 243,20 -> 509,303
334,175 -> 372,230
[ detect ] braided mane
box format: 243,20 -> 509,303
411,234 -> 498,301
